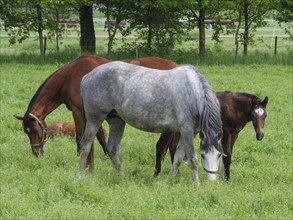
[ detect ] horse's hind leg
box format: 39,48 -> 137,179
106,116 -> 126,171
79,118 -> 103,178
72,109 -> 96,173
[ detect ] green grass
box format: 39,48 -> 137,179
1,61 -> 292,219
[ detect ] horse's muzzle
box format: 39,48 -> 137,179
32,148 -> 44,157
256,132 -> 264,141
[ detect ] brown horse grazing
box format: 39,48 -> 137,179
14,55 -> 176,173
154,91 -> 268,180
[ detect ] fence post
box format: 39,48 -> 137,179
274,36 -> 277,55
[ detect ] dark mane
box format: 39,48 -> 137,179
25,73 -> 55,117
223,91 -> 261,102
24,56 -> 83,119
197,69 -> 222,152
238,92 -> 261,103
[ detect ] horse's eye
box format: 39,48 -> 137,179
201,154 -> 205,159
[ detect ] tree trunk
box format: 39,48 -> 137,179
79,4 -> 96,54
107,20 -> 118,55
147,23 -> 153,55
198,3 -> 206,59
235,9 -> 242,56
243,0 -> 249,55
36,5 -> 44,55
105,4 -> 113,54
55,10 -> 59,52
147,7 -> 154,55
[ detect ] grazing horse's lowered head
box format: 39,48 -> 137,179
197,86 -> 223,181
251,96 -> 268,140
14,113 -> 47,156
199,129 -> 222,181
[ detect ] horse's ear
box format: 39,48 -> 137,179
262,96 -> 268,106
14,115 -> 24,121
252,97 -> 258,106
199,130 -> 205,140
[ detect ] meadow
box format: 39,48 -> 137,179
1,18 -> 293,218
1,52 -> 292,219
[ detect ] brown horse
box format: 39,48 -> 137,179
154,91 -> 268,180
14,55 -> 176,173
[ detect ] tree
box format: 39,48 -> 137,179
241,0 -> 272,55
79,3 -> 96,54
0,0 -> 96,55
0,0 -> 42,54
189,0 -> 207,59
224,0 -> 274,55
97,0 -> 131,55
274,0 -> 293,39
188,0 -> 227,58
121,0 -> 193,56
0,0 -> 72,54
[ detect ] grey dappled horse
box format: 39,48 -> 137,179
79,62 -> 222,183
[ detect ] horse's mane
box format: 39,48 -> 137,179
238,92 -> 261,103
24,56 -> 84,120
194,67 -> 222,152
223,91 -> 261,102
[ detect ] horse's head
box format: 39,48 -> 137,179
14,113 -> 47,156
199,130 -> 222,181
251,96 -> 268,141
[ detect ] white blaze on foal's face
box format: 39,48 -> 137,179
255,108 -> 264,117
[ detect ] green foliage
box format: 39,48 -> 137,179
0,0 -> 76,53
0,58 -> 292,219
274,0 -> 293,39
98,0 -> 194,55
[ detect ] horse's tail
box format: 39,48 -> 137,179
199,74 -> 222,143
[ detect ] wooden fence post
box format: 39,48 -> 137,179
274,36 -> 277,55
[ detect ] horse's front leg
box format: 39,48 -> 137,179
106,116 -> 126,171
